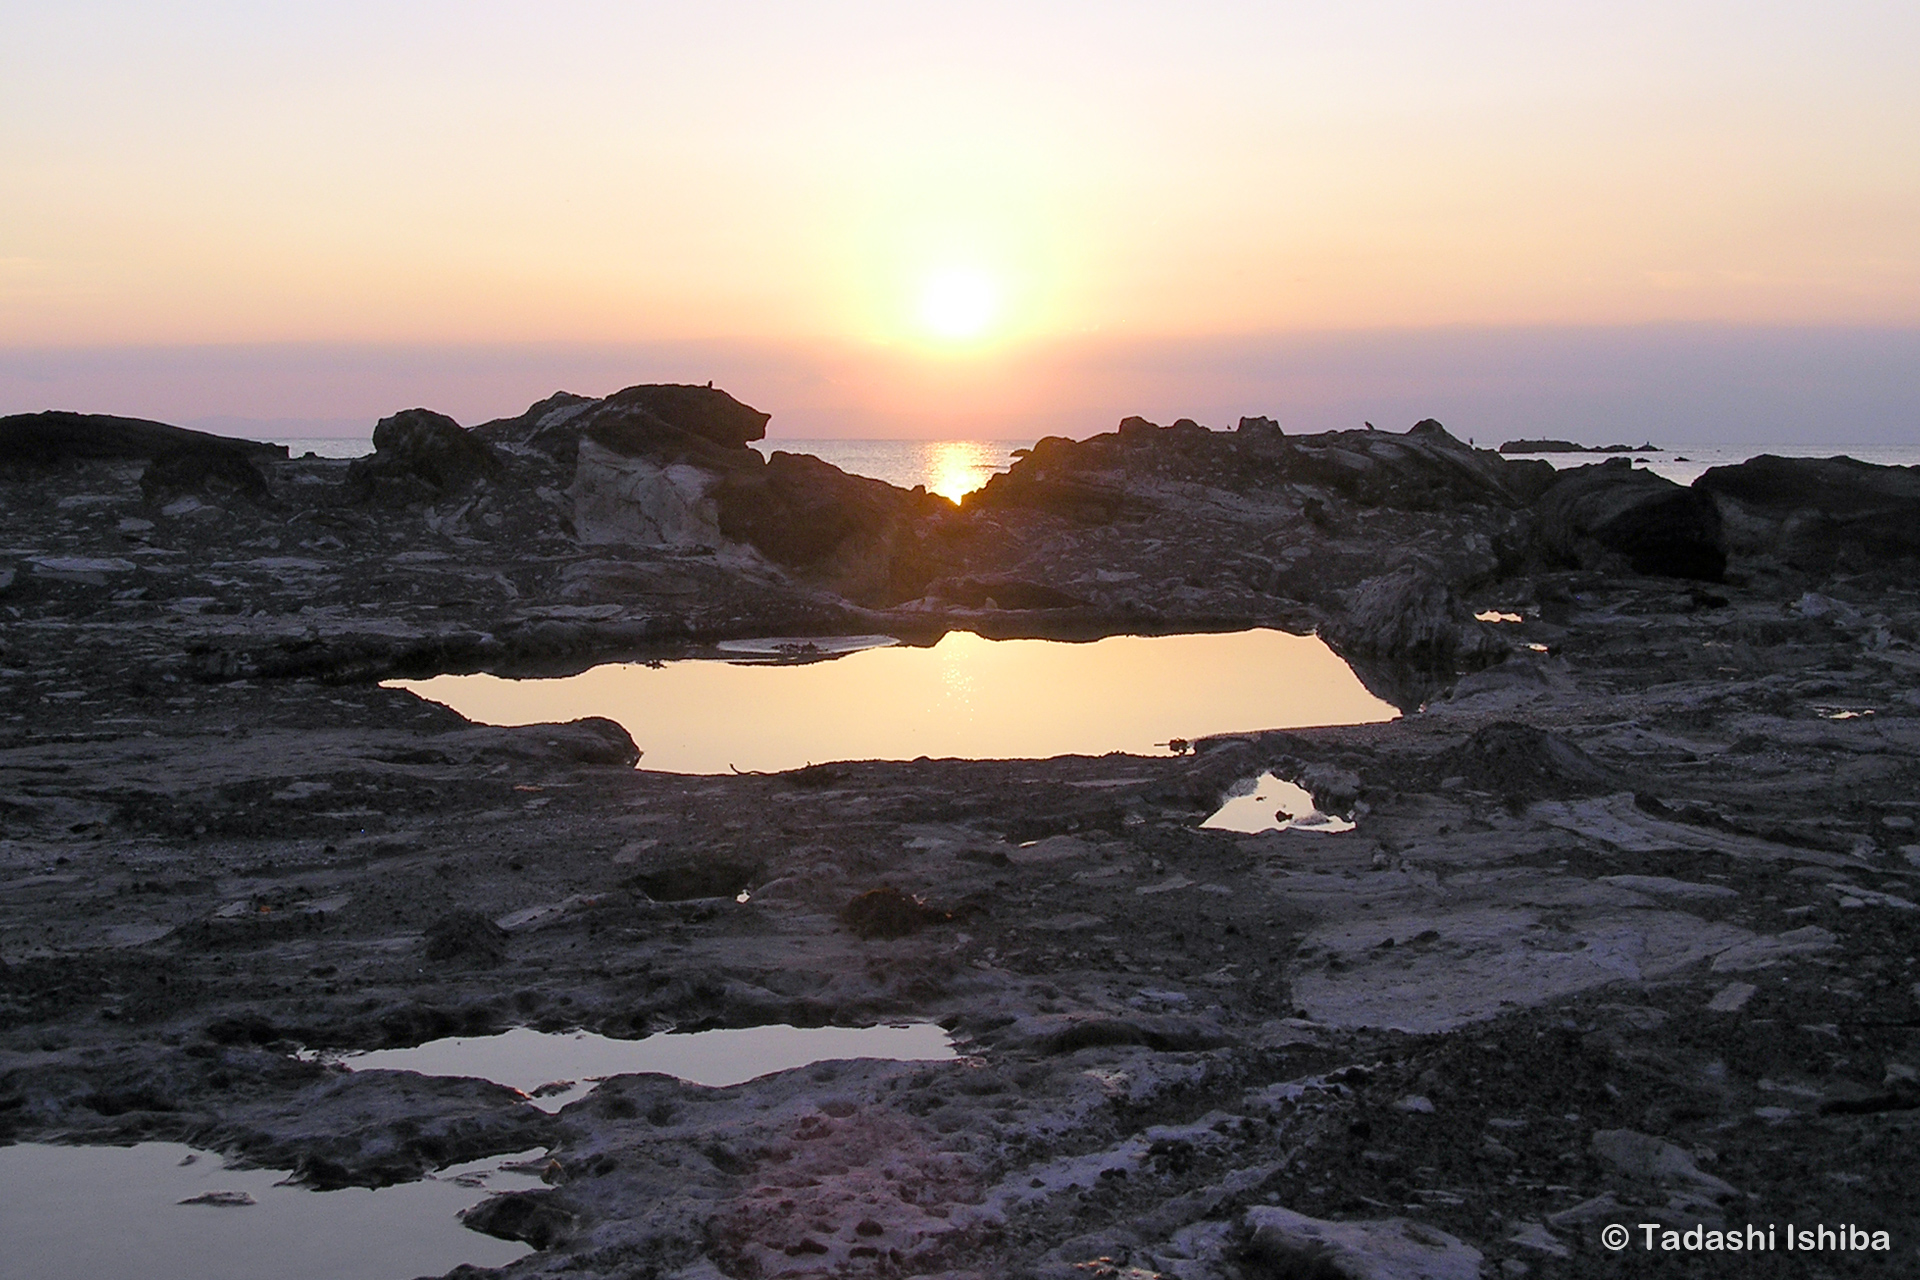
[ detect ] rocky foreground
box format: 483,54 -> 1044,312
2,388 -> 1919,1278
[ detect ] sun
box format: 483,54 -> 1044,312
917,268 -> 998,341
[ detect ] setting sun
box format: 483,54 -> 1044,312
917,269 -> 998,341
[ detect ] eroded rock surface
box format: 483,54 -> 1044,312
4,397 -> 1919,1278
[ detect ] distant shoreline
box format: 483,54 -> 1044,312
1497,438 -> 1658,455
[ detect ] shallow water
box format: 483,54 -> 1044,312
317,1023 -> 957,1111
0,1142 -> 541,1280
392,627 -> 1397,774
1201,771 -> 1357,834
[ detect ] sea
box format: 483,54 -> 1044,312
268,436 -> 1920,499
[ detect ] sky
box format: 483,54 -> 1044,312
3,2 -> 1917,441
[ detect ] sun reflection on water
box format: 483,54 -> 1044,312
925,440 -> 1005,502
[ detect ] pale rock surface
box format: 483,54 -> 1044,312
568,439 -> 723,548
1243,1206 -> 1483,1280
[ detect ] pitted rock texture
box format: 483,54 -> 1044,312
4,393 -> 1920,1278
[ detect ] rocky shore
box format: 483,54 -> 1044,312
4,387 -> 1919,1278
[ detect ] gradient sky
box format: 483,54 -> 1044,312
4,2 -> 1918,439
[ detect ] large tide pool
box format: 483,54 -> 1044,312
389,627 -> 1397,774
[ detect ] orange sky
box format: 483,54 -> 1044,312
3,4 -> 1917,437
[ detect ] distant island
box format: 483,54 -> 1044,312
1498,438 -> 1659,454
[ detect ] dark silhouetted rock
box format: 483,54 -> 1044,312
480,383 -> 770,471
602,383 -> 771,449
713,451 -> 950,604
973,416 -> 1533,519
347,408 -> 502,502
1696,454 -> 1920,572
1537,458 -> 1726,580
1499,439 -> 1653,454
0,411 -> 286,469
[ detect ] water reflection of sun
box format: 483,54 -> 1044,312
925,441 -> 998,503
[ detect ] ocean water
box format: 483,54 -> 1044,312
753,438 -> 1028,500
274,437 -> 375,459
257,435 -> 1917,495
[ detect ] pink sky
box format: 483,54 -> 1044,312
4,4 -> 1916,440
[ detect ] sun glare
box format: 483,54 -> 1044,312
925,440 -> 999,503
918,269 -> 997,341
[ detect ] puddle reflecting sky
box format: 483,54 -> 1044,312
323,1023 -> 957,1110
1201,771 -> 1357,834
0,1142 -> 540,1280
393,628 -> 1396,774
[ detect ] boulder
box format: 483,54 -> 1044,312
482,384 -> 770,470
713,451 -> 948,604
1536,458 -> 1726,580
1323,565 -> 1508,673
346,408 -> 502,502
1695,454 -> 1920,571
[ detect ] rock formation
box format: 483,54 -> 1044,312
4,390 -> 1918,1279
1536,457 -> 1727,580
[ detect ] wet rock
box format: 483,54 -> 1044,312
1536,458 -> 1726,580
422,910 -> 511,965
841,885 -> 952,940
346,408 -> 503,502
1242,1205 -> 1483,1280
460,1188 -> 576,1248
1696,453 -> 1920,572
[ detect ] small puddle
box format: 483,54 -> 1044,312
312,1023 -> 957,1111
390,628 -> 1398,774
0,1142 -> 543,1280
1201,772 -> 1356,834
